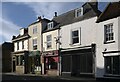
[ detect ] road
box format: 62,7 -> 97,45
1,73 -> 120,82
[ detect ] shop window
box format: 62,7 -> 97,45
105,56 -> 120,75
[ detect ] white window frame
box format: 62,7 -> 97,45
104,23 -> 114,43
46,35 -> 52,49
22,41 -> 24,49
70,27 -> 81,45
33,38 -> 37,50
17,42 -> 19,50
75,7 -> 83,18
47,22 -> 53,29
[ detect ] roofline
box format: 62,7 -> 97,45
53,3 -> 84,19
96,2 -> 111,23
42,27 -> 60,33
12,35 -> 29,42
28,18 -> 50,27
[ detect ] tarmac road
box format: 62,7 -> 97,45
1,73 -> 120,82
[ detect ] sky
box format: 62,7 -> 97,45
0,0 -> 118,44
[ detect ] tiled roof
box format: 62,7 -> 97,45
96,2 -> 120,23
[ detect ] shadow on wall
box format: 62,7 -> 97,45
96,67 -> 104,78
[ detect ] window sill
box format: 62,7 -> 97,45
69,43 -> 81,46
47,47 -> 52,49
104,41 -> 115,44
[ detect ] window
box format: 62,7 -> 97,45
46,35 -> 52,49
72,30 -> 79,44
33,26 -> 37,34
17,42 -> 19,50
75,7 -> 83,17
47,22 -> 53,29
16,56 -> 19,65
105,56 -> 120,75
20,55 -> 24,65
104,23 -> 114,43
22,41 -> 24,49
33,39 -> 37,50
16,55 -> 24,66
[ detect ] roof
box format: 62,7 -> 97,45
2,42 -> 13,45
43,2 -> 101,33
28,18 -> 50,26
96,2 -> 120,23
12,28 -> 30,42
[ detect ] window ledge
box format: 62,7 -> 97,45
69,43 -> 81,46
104,41 -> 115,44
47,47 -> 52,49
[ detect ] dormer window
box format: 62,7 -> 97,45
48,22 -> 53,29
75,7 -> 83,18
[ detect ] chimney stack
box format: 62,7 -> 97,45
54,12 -> 57,17
37,16 -> 42,21
89,0 -> 98,9
12,36 -> 16,39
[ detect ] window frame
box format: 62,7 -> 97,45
75,7 -> 83,18
104,56 -> 120,75
22,41 -> 24,49
46,35 -> 52,49
104,23 -> 115,44
33,26 -> 37,34
17,42 -> 19,50
47,22 -> 54,29
33,38 -> 37,50
16,55 -> 24,66
71,28 -> 81,45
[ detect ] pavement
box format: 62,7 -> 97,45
1,72 -> 120,82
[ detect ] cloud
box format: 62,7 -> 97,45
0,17 -> 20,44
22,2 -> 83,19
2,0 -> 89,2
2,0 -> 120,2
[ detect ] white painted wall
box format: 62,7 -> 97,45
118,16 -> 120,51
96,17 -> 119,77
14,40 -> 28,52
20,29 -> 24,36
60,17 -> 97,49
60,16 -> 119,78
43,29 -> 59,51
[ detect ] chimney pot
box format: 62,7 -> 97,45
54,12 -> 57,17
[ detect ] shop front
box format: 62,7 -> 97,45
61,44 -> 96,77
28,51 -> 42,74
12,51 -> 29,74
43,50 -> 59,76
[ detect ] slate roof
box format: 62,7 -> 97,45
96,2 -> 120,23
12,28 -> 29,41
28,18 -> 50,26
43,2 -> 101,33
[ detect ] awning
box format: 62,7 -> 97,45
29,51 -> 41,57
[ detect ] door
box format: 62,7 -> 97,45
13,61 -> 16,72
72,52 -> 93,76
72,55 -> 80,76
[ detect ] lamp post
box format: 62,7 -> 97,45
54,36 -> 61,76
